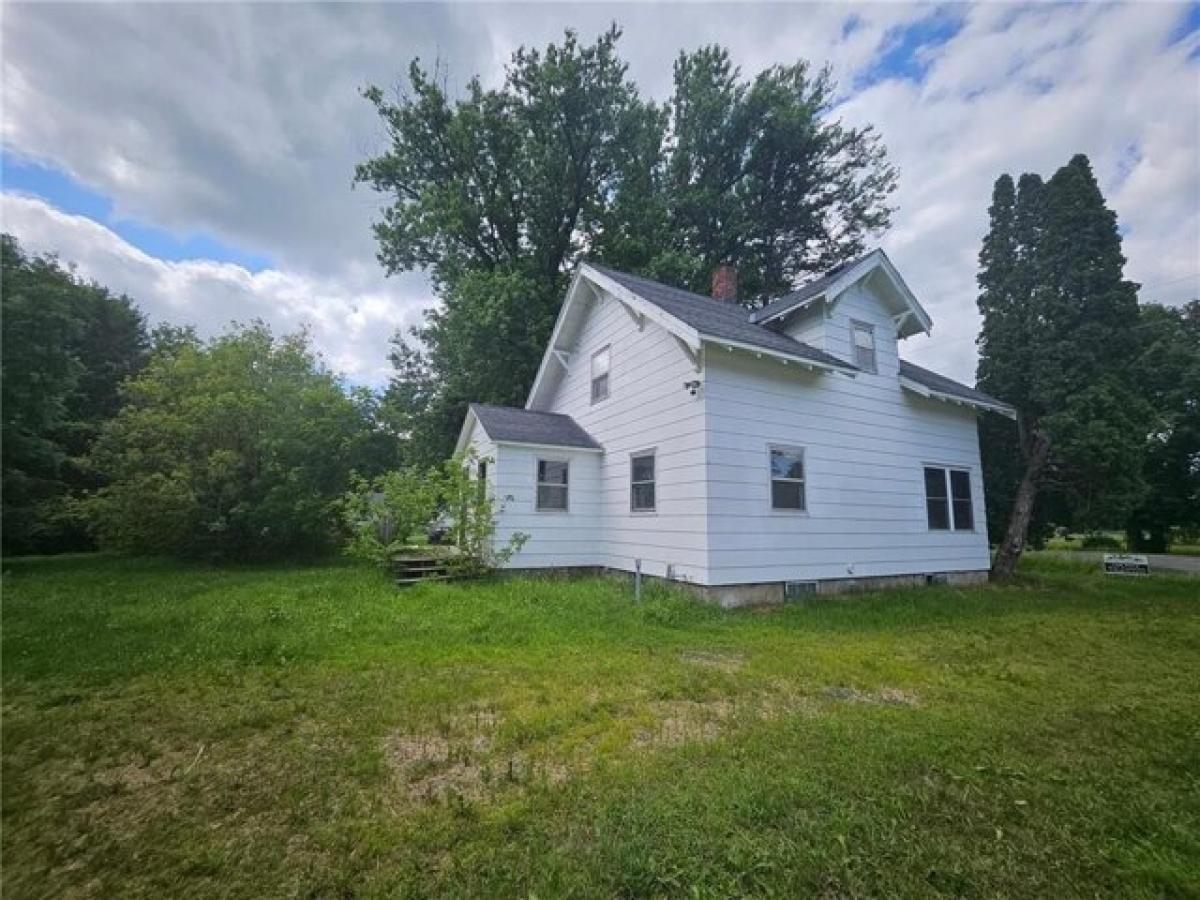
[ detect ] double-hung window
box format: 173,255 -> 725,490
924,466 -> 974,530
536,460 -> 569,511
851,321 -> 877,373
630,450 -> 656,512
591,346 -> 610,404
769,445 -> 806,511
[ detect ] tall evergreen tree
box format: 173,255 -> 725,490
978,155 -> 1149,577
357,29 -> 896,465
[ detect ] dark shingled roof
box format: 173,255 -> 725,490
749,250 -> 879,324
586,264 -> 855,371
899,360 -> 1012,410
470,404 -> 602,450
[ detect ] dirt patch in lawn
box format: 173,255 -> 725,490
384,706 -> 571,804
821,685 -> 921,707
387,685 -> 921,801
679,650 -> 746,673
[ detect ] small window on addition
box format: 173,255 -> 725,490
630,450 -> 656,512
536,460 -> 568,511
851,320 -> 877,373
591,345 -> 610,404
770,445 -> 806,511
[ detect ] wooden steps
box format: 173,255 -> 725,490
393,554 -> 460,586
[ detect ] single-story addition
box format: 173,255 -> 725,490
455,249 -> 1016,606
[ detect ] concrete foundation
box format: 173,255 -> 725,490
502,566 -> 991,608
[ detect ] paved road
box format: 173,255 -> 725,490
1044,551 -> 1200,576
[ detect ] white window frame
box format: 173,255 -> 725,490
535,457 -> 569,513
590,345 -> 611,404
851,320 -> 877,374
768,444 -> 807,513
630,448 -> 657,514
923,464 -> 975,532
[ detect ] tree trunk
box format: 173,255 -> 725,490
991,427 -> 1051,580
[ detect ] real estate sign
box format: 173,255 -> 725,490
1103,553 -> 1150,576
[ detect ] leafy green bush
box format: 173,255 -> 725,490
1080,532 -> 1122,550
76,323 -> 382,560
340,452 -> 527,575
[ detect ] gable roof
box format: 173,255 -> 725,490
458,404 -> 603,454
748,249 -> 933,338
584,264 -> 855,372
749,250 -> 878,324
898,360 -> 1016,419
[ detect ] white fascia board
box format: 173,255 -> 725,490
525,269 -> 588,410
706,335 -> 859,376
581,265 -> 703,354
453,407 -> 480,455
753,250 -> 885,327
899,377 -> 1017,419
492,439 -> 604,454
874,252 -> 933,336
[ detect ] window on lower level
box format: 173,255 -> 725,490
630,450 -> 656,512
770,445 -> 806,511
924,466 -> 974,530
536,459 -> 569,511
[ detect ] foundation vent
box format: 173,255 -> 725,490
784,580 -> 819,601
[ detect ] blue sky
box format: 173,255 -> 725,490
3,2 -> 1198,385
2,153 -> 271,271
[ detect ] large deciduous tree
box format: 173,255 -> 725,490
357,28 -> 897,465
977,155 -> 1149,578
1,234 -> 149,554
1125,301 -> 1200,550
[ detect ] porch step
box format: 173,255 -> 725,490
391,553 -> 461,586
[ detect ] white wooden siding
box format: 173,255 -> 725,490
496,276 -> 991,586
703,281 -> 990,584
531,290 -> 710,583
465,421 -> 605,568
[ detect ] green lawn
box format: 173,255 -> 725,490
3,556 -> 1198,898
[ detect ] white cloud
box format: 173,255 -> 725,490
1,194 -> 427,386
839,2 -> 1200,380
2,3 -> 1198,388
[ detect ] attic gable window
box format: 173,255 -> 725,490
591,346 -> 610,404
851,321 -> 876,373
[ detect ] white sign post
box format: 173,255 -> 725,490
1103,553 -> 1150,576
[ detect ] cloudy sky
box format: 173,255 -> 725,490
3,2 -> 1198,387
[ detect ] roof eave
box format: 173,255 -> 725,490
491,438 -> 604,454
702,334 -> 859,376
454,406 -> 481,455
899,376 -> 1017,419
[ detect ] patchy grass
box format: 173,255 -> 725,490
3,554 -> 1198,898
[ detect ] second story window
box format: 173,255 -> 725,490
591,345 -> 610,404
851,321 -> 877,373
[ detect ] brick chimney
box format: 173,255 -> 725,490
711,264 -> 737,302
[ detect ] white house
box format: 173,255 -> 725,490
455,250 -> 1016,605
